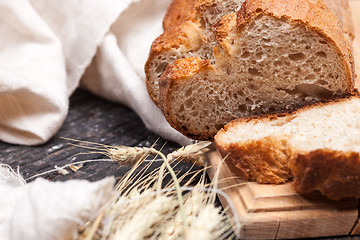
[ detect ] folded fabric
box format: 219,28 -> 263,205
0,0 -> 191,146
0,165 -> 114,240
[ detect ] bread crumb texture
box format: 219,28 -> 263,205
145,0 -> 354,140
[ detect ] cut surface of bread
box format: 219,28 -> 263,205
214,95 -> 360,200
145,0 -> 355,140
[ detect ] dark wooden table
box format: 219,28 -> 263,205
1,89 -> 359,240
0,89 -> 199,183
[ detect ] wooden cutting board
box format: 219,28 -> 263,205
206,149 -> 360,239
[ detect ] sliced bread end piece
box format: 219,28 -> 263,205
214,95 -> 360,200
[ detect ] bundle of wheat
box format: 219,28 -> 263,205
67,139 -> 239,240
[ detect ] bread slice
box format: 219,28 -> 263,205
145,0 -> 355,140
214,94 -> 360,200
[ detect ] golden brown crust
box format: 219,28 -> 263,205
215,135 -> 293,183
145,20 -> 203,106
163,0 -> 222,30
213,12 -> 237,54
161,56 -> 212,81
163,0 -> 196,31
236,0 -> 354,91
290,150 -> 360,200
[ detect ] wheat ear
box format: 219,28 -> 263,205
62,138 -> 212,167
167,141 -> 212,166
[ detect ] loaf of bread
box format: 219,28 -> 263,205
145,0 -> 355,140
214,94 -> 360,200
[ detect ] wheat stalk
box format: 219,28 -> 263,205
62,138 -> 236,240
25,159 -> 114,181
2,138 -> 240,240
78,165 -> 237,239
63,139 -> 212,235
61,137 -> 212,167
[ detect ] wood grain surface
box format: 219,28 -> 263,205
0,89 -> 200,184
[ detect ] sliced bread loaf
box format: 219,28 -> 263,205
214,94 -> 360,200
145,0 -> 245,107
146,0 -> 355,140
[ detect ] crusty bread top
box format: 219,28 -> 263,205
290,149 -> 360,200
163,0 -> 196,31
160,56 -> 213,81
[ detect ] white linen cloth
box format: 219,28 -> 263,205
0,0 -> 191,146
0,165 -> 115,240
